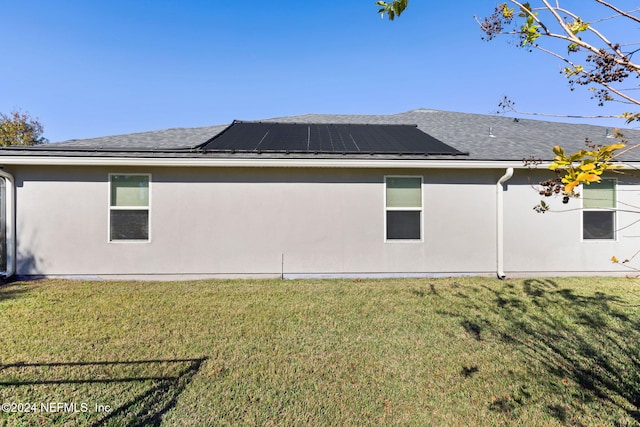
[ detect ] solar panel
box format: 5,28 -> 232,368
199,122 -> 466,155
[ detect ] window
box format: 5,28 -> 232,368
109,174 -> 150,241
582,178 -> 615,240
385,176 -> 422,240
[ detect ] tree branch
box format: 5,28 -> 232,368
595,0 -> 640,24
516,1 -> 640,73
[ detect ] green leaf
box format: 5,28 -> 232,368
552,145 -> 565,156
568,18 -> 589,34
563,65 -> 584,76
518,2 -> 533,18
500,3 -> 514,18
376,0 -> 408,21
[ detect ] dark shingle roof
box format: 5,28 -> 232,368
264,109 -> 640,161
43,125 -> 228,150
2,109 -> 640,162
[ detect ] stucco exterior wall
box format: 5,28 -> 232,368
9,164 -> 637,279
503,169 -> 640,275
9,165 -> 498,278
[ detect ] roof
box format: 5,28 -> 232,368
1,109 -> 639,162
40,124 -> 229,150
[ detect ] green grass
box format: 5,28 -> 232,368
0,277 -> 639,426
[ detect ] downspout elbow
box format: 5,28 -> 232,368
498,168 -> 514,187
496,168 -> 514,280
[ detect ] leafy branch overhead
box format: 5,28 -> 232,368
549,140 -> 625,194
377,1 -> 640,195
478,1 -> 640,121
376,0 -> 408,21
532,136 -> 627,214
377,1 -> 640,122
475,2 -> 640,202
377,1 -> 640,268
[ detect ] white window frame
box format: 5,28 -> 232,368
581,178 -> 617,242
108,173 -> 151,243
384,175 -> 423,242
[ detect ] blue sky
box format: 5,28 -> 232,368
0,1 -> 633,142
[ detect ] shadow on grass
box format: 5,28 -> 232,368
443,279 -> 640,423
0,247 -> 45,301
0,282 -> 34,302
0,358 -> 206,426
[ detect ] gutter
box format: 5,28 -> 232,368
0,170 -> 15,279
496,168 -> 514,280
0,156 -> 532,169
1,155 -> 639,170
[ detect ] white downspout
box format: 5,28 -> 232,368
496,168 -> 514,280
0,170 -> 15,279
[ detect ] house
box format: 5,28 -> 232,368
0,108 -> 639,280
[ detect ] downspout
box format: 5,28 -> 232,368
496,168 -> 514,280
0,169 -> 15,279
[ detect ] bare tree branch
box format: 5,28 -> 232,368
595,0 -> 640,24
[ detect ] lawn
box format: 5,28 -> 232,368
0,277 -> 638,426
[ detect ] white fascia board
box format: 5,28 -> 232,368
0,156 -> 532,169
2,156 -> 640,170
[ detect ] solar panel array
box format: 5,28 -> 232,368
199,122 -> 466,155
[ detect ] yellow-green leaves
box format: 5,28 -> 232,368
563,65 -> 584,77
568,18 -> 589,35
549,142 -> 625,195
518,2 -> 540,46
500,3 -> 514,19
566,18 -> 589,52
611,255 -> 630,264
621,112 -> 640,124
376,0 -> 408,21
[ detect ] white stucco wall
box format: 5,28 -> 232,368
503,169 -> 640,275
8,164 -> 636,278
9,165 -> 498,278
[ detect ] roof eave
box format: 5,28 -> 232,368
0,155 -> 545,169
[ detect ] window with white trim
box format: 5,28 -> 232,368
385,176 -> 422,240
109,174 -> 150,241
582,178 -> 616,240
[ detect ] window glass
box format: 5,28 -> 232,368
110,210 -> 149,241
583,179 -> 615,209
111,175 -> 149,207
110,174 -> 150,241
582,178 -> 615,240
387,211 -> 421,240
583,211 -> 615,240
385,177 -> 422,241
386,177 -> 421,208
